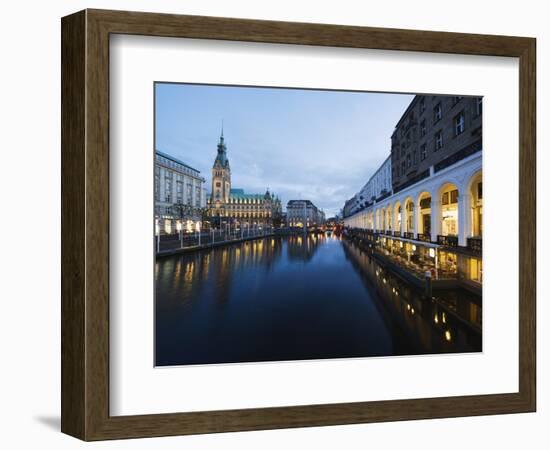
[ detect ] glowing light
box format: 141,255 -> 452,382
442,312 -> 447,324
400,241 -> 403,248
429,248 -> 436,258
383,278 -> 387,284
176,221 -> 182,232
196,221 -> 201,232
434,314 -> 439,324
445,330 -> 452,341
412,245 -> 416,251
411,308 -> 415,314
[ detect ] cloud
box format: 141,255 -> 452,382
155,83 -> 413,217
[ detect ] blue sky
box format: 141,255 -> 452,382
155,83 -> 413,217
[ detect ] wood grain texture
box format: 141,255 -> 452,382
61,10 -> 86,439
60,8 -> 537,441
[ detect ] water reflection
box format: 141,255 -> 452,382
342,240 -> 481,354
155,234 -> 481,366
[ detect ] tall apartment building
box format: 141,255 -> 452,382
391,95 -> 482,192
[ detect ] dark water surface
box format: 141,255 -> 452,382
155,234 -> 481,366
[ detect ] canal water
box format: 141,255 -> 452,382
155,234 -> 481,366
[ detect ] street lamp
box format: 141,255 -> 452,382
196,221 -> 201,246
176,220 -> 183,249
155,218 -> 160,253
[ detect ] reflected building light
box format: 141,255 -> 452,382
445,330 -> 452,341
434,314 -> 439,324
442,312 -> 447,324
429,248 -> 436,258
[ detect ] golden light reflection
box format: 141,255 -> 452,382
434,314 -> 439,324
445,330 -> 452,341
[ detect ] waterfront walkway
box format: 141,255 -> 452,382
156,231 -> 277,257
156,228 -> 313,257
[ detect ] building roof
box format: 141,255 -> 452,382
287,199 -> 316,208
229,188 -> 265,200
155,150 -> 201,174
392,95 -> 421,135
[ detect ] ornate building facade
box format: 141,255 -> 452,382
207,131 -> 282,228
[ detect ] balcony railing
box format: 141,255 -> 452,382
393,231 -> 402,237
467,237 -> 482,254
437,235 -> 458,247
433,139 -> 482,173
416,233 -> 431,242
403,231 -> 414,239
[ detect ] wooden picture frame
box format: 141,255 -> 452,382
61,9 -> 536,441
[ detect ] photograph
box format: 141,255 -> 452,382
153,83 -> 483,367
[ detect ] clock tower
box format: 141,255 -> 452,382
211,128 -> 231,209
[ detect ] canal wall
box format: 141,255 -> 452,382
156,232 -> 278,258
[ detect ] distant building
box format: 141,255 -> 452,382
342,195 -> 358,218
155,150 -> 207,234
207,131 -> 282,228
362,156 -> 392,203
286,200 -> 325,228
344,156 -> 393,218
